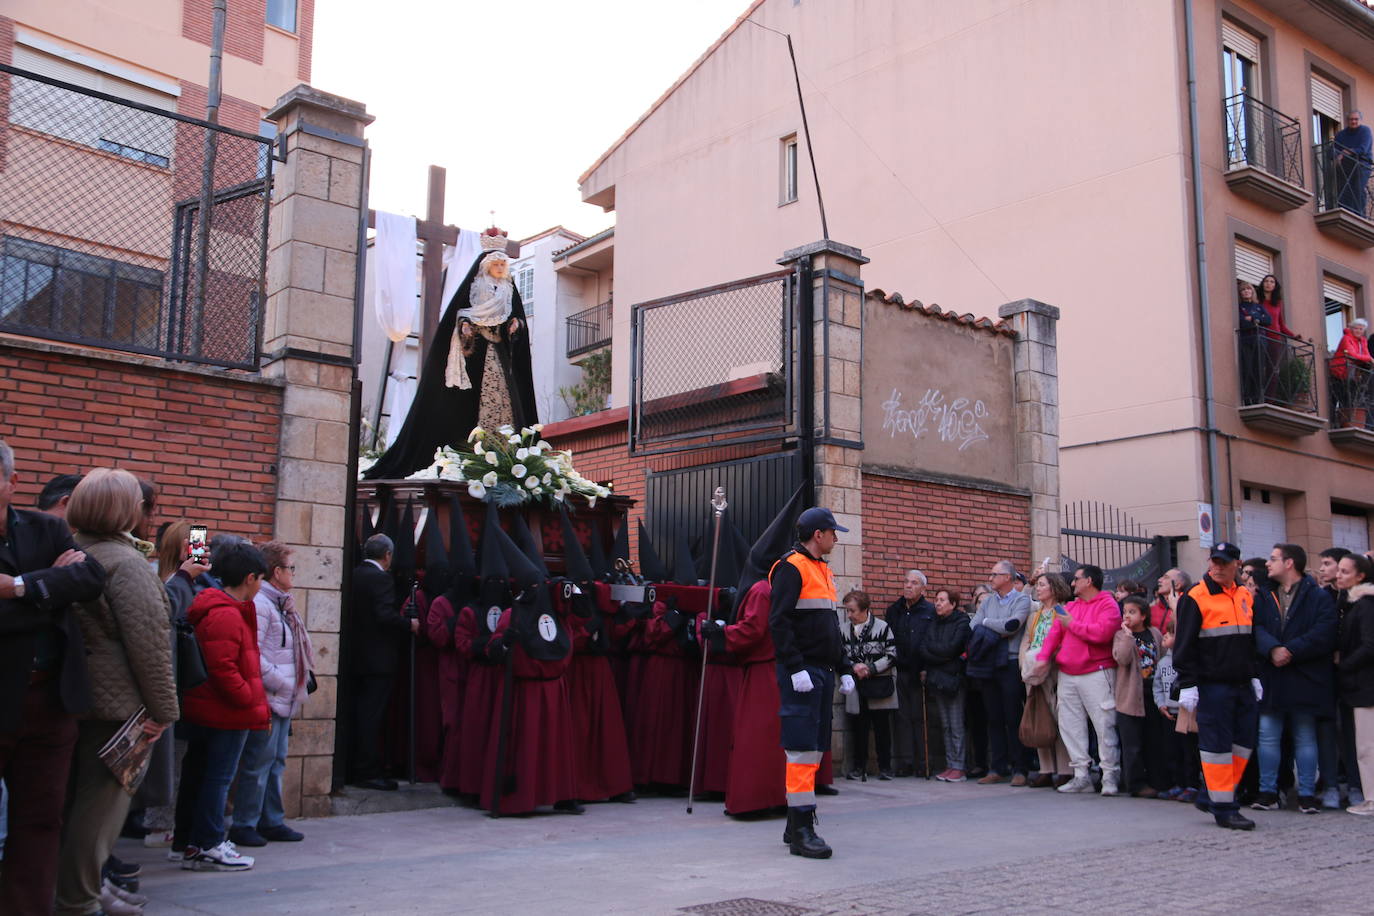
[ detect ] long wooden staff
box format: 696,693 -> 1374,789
686,487 -> 727,815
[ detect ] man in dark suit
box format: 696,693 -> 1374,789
349,534 -> 417,790
0,440 -> 106,914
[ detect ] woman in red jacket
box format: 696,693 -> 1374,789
176,541 -> 270,872
1331,317 -> 1372,427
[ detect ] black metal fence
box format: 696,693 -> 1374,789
1314,139 -> 1374,221
1329,356 -> 1374,429
630,268 -> 798,454
1224,93 -> 1304,187
1237,327 -> 1319,414
0,63 -> 274,369
566,299 -> 612,357
1060,501 -> 1182,591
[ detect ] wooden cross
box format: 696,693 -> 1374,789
367,165 -> 521,358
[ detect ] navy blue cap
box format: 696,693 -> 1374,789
1210,541 -> 1241,562
797,507 -> 849,534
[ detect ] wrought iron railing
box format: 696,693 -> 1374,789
565,300 -> 612,357
1314,139 -> 1374,221
1328,354 -> 1374,428
1237,327 -> 1318,414
0,63 -> 274,369
1224,93 -> 1304,187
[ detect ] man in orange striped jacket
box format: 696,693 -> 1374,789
1173,541 -> 1263,831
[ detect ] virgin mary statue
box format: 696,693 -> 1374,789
364,228 -> 538,480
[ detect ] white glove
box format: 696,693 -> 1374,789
1179,686 -> 1199,711
839,674 -> 856,695
1251,678 -> 1263,701
790,670 -> 814,693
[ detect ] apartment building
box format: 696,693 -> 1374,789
577,0 -> 1374,566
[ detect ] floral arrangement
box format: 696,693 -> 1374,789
391,424 -> 611,507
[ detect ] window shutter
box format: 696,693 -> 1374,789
1234,240 -> 1274,284
1239,490 -> 1286,560
1222,21 -> 1261,62
1323,276 -> 1356,307
1312,74 -> 1343,122
1332,511 -> 1370,554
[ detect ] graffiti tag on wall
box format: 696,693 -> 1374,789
880,387 -> 991,451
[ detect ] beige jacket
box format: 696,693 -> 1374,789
1112,625 -> 1162,717
73,533 -> 179,725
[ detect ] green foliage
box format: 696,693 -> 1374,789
559,348 -> 612,416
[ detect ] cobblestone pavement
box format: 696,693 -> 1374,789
122,777 -> 1374,914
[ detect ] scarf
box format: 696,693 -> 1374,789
260,580 -> 316,697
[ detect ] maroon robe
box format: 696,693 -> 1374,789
564,590 -> 633,802
454,604 -> 500,796
426,594 -> 467,790
628,599 -> 697,787
723,580 -> 787,814
694,609 -> 742,795
381,591 -> 442,782
480,607 -> 576,813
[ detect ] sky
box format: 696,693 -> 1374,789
312,0 -> 750,241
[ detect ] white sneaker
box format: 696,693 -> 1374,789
103,877 -> 149,907
167,848 -> 185,863
183,840 -> 254,872
1349,788 -> 1366,807
1321,787 -> 1342,809
98,884 -> 144,915
1347,799 -> 1374,816
144,830 -> 173,848
1057,776 -> 1094,794
1100,779 -> 1120,797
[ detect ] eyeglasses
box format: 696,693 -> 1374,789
281,565 -> 296,573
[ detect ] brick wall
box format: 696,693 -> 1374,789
0,338 -> 283,538
862,470 -> 1031,610
297,0 -> 315,82
182,0 -> 265,65
0,16 -> 13,167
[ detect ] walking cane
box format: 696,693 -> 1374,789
686,487 -> 728,815
922,681 -> 931,780
489,627 -> 516,818
406,578 -> 419,786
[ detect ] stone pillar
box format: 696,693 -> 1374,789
997,299 -> 1062,567
778,240 -> 868,595
262,85 -> 372,818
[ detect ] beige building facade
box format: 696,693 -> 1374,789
579,0 -> 1374,567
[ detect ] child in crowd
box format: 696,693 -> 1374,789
1113,595 -> 1162,797
1154,615 -> 1198,802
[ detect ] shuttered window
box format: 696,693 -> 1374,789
1324,277 -> 1357,308
1234,240 -> 1275,284
1332,510 -> 1371,555
1222,21 -> 1261,62
1240,487 -> 1286,561
1312,73 -> 1344,123
1323,276 -> 1358,351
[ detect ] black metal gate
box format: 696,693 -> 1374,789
645,451 -> 804,573
1059,501 -> 1186,590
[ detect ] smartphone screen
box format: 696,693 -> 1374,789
188,525 -> 209,562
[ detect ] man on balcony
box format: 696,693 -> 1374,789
1332,111 -> 1373,217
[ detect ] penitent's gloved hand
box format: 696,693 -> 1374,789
790,669 -> 814,693
839,674 -> 856,695
1179,686 -> 1199,712
1251,678 -> 1263,702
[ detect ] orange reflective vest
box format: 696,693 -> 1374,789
770,550 -> 837,610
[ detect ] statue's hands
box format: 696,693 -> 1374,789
507,317 -> 521,335
460,321 -> 475,340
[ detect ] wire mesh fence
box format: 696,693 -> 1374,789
630,268 -> 797,454
0,63 -> 273,369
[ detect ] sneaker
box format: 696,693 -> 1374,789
97,885 -> 144,916
227,825 -> 267,848
1298,795 -> 1321,814
257,823 -> 304,842
1321,787 -> 1342,809
1100,777 -> 1120,797
1347,799 -> 1374,816
1176,788 -> 1198,804
1349,788 -> 1366,807
102,877 -> 149,907
1158,786 -> 1183,801
1057,776 -> 1094,794
877,770 -> 894,781
104,856 -> 141,879
167,846 -> 186,863
1250,792 -> 1280,811
144,830 -> 173,849
183,841 -> 255,872
942,769 -> 966,782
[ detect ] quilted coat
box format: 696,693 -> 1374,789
181,587 -> 270,731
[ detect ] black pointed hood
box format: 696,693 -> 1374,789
637,519 -> 667,583
478,503 -> 511,610
608,517 -> 630,579
736,485 -> 807,599
447,496 -> 477,578
421,505 -> 452,596
496,515 -> 545,590
391,497 -> 418,576
587,518 -> 610,580
673,529 -> 698,586
559,509 -> 596,583
695,510 -> 743,591
507,512 -> 549,580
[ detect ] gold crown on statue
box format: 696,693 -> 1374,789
480,226 -> 508,252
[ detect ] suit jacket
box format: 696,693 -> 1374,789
0,506 -> 107,733
349,561 -> 409,676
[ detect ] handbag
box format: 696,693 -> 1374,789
174,615 -> 209,693
857,674 -> 895,700
1018,685 -> 1058,748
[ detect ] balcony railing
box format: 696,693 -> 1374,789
1329,355 -> 1374,427
1238,328 -> 1318,412
1313,139 -> 1374,248
566,300 -> 612,357
1224,94 -> 1304,186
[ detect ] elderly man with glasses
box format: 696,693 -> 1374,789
970,560 -> 1033,785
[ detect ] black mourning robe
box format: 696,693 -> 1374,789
364,252 -> 539,480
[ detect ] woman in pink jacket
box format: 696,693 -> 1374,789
1032,564 -> 1123,796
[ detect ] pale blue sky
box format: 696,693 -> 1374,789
313,0 -> 748,239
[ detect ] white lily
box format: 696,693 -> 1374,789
511,463 -> 528,478
525,476 -> 540,489
515,447 -> 529,461
485,451 -> 498,465
467,481 -> 486,500
482,471 -> 498,487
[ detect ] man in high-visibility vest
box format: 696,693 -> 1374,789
769,507 -> 855,859
1173,541 -> 1263,831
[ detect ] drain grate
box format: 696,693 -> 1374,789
679,899 -> 812,915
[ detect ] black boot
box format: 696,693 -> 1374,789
787,808 -> 833,859
1214,810 -> 1255,831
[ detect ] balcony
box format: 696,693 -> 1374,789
566,300 -> 612,358
1328,357 -> 1374,453
1223,94 -> 1311,212
1313,140 -> 1374,249
1236,328 -> 1325,436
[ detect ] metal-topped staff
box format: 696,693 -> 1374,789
686,486 -> 728,815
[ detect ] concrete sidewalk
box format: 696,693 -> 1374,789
122,778 -> 1374,914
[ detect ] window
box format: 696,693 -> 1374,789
1311,72 -> 1345,145
780,134 -> 798,205
516,265 -> 535,316
1332,505 -> 1371,554
1240,486 -> 1286,560
0,237 -> 163,349
1233,239 -> 1275,285
256,120 -> 277,179
266,0 -> 297,33
1323,276 -> 1357,353
1222,21 -> 1262,167
10,45 -> 175,167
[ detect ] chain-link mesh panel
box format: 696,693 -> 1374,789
631,269 -> 796,453
0,64 -> 271,369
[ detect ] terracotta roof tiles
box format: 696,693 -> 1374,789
866,288 -> 1016,338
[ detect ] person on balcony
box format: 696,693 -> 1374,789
1331,318 -> 1372,428
1331,111 -> 1372,217
1237,280 -> 1271,405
